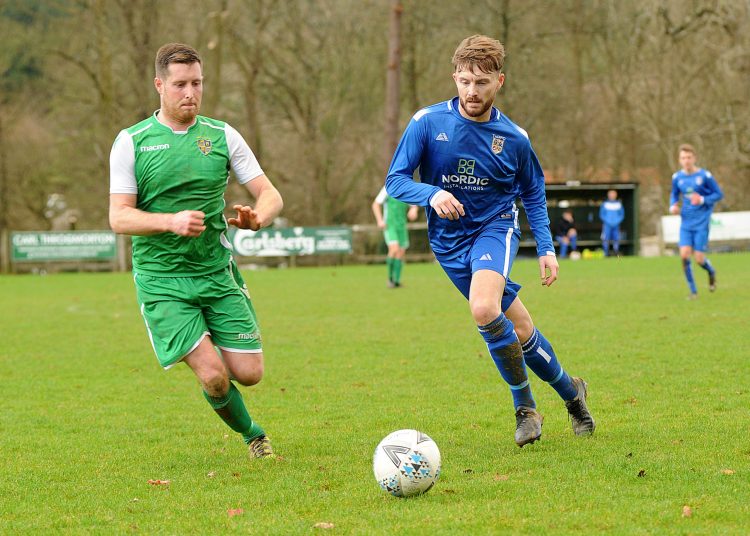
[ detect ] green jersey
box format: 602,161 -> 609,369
110,112 -> 263,276
374,186 -> 408,228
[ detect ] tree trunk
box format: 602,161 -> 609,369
382,0 -> 403,187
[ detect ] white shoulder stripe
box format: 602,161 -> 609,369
131,123 -> 152,137
513,124 -> 529,139
413,108 -> 430,122
199,120 -> 226,131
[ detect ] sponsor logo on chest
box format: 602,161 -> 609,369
139,143 -> 170,152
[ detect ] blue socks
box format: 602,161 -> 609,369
683,258 -> 697,294
698,258 -> 715,276
521,328 -> 577,401
478,314 -> 535,409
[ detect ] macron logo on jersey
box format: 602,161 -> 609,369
435,132 -> 449,142
139,144 -> 170,152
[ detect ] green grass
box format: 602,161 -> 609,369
1,253 -> 749,534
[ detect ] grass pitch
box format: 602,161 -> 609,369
1,253 -> 749,534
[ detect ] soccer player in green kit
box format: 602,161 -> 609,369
371,186 -> 418,287
109,44 -> 283,459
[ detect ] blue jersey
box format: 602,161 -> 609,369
385,98 -> 554,258
599,200 -> 624,227
670,168 -> 723,231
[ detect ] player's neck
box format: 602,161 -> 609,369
156,109 -> 197,132
682,165 -> 698,174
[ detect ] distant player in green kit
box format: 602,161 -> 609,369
372,186 -> 418,287
109,44 -> 283,459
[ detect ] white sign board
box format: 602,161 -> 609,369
661,211 -> 750,244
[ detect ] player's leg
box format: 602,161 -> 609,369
557,235 -> 569,258
568,228 -> 578,254
183,338 -> 266,445
611,226 -> 620,255
470,269 -> 540,446
391,226 -> 409,286
601,226 -> 609,256
202,264 -> 274,457
678,226 -> 698,297
385,237 -> 400,287
505,298 -> 595,436
692,228 -> 716,291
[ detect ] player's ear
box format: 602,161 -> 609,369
154,77 -> 163,95
497,72 -> 505,87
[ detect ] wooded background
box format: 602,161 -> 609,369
1,0 -> 748,241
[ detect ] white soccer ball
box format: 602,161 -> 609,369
373,429 -> 441,498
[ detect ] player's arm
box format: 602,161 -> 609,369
516,140 -> 557,286
699,173 -> 724,206
372,187 -> 387,228
108,130 -> 205,236
109,194 -> 206,237
669,175 -> 681,214
228,175 -> 283,231
225,124 -> 283,230
385,114 -> 463,220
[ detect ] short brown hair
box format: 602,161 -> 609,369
155,43 -> 202,78
678,143 -> 696,156
452,35 -> 505,73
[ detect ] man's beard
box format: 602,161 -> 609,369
459,96 -> 493,118
166,101 -> 199,125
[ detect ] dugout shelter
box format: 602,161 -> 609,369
518,182 -> 639,256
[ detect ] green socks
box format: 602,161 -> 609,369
386,256 -> 394,282
392,258 -> 403,284
203,382 -> 265,444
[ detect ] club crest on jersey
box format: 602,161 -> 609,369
491,135 -> 506,154
696,177 -> 703,185
196,136 -> 212,156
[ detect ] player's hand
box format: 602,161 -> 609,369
377,221 -> 386,230
539,254 -> 559,287
407,205 -> 419,222
669,204 -> 680,215
170,210 -> 206,237
690,193 -> 703,206
430,190 -> 465,221
228,205 -> 262,230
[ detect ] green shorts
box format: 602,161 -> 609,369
383,225 -> 409,249
134,261 -> 262,369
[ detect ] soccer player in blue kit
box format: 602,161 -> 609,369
599,190 -> 625,256
385,35 -> 595,447
669,144 -> 723,298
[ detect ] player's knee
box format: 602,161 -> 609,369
235,364 -> 264,386
513,316 -> 534,344
201,368 -> 229,397
470,299 -> 501,326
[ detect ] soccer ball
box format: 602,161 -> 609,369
373,429 -> 441,498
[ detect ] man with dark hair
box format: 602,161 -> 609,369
109,43 -> 283,459
385,35 -> 595,448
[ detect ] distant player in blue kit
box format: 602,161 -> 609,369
669,144 -> 723,298
385,35 -> 595,447
599,190 -> 625,256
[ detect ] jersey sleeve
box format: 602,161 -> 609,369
374,186 -> 388,205
385,114 -> 442,206
109,130 -> 138,194
516,139 -> 555,257
669,174 -> 681,206
226,123 -> 264,184
702,171 -> 723,206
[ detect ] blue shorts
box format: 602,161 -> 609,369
679,227 -> 709,252
435,223 -> 522,312
601,224 -> 620,242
